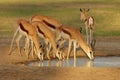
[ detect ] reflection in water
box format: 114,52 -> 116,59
38,62 -> 43,67
28,58 -> 94,67
27,57 -> 120,67
56,61 -> 63,67
84,60 -> 94,67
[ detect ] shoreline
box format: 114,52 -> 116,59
0,37 -> 120,80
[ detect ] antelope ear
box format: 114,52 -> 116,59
80,8 -> 82,12
86,9 -> 90,12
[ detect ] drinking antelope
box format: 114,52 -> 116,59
30,15 -> 63,42
57,26 -> 94,60
8,19 -> 44,61
31,21 -> 62,60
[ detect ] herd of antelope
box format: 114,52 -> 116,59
8,8 -> 95,62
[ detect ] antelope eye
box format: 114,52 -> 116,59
90,51 -> 92,54
58,52 -> 60,54
56,44 -> 59,48
40,53 -> 42,55
58,52 -> 61,55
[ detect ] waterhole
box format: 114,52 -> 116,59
27,56 -> 120,67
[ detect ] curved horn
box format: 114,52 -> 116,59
80,8 -> 83,12
86,9 -> 90,12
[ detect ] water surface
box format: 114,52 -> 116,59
27,57 -> 120,67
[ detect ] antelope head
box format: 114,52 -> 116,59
55,49 -> 63,60
82,43 -> 94,60
86,48 -> 94,60
89,39 -> 96,60
79,8 -> 90,21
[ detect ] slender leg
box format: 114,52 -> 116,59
24,36 -> 30,58
48,42 -> 52,59
16,34 -> 22,56
62,51 -> 65,60
73,41 -> 77,61
74,58 -> 77,67
33,43 -> 37,55
67,39 -> 72,60
31,40 -> 35,59
73,41 -> 77,67
27,38 -> 35,59
8,29 -> 19,55
89,29 -> 91,45
45,40 -> 51,60
24,37 -> 27,55
90,29 -> 93,46
85,25 -> 89,45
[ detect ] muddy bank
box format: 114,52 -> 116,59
0,37 -> 120,80
0,64 -> 120,80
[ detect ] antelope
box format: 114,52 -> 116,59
31,21 -> 62,60
31,15 -> 62,28
8,19 -> 44,61
79,8 -> 95,47
57,26 -> 94,60
30,15 -> 63,41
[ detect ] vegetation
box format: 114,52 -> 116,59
0,0 -> 120,37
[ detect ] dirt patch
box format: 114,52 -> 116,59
0,65 -> 120,80
0,37 -> 120,80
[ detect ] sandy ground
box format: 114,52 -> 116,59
0,37 -> 120,80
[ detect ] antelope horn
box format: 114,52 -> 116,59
86,9 -> 90,12
80,8 -> 83,12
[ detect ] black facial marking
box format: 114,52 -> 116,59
80,8 -> 82,12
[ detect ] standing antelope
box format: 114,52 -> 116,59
57,26 -> 94,60
79,8 -> 94,46
31,21 -> 62,60
8,19 -> 44,61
